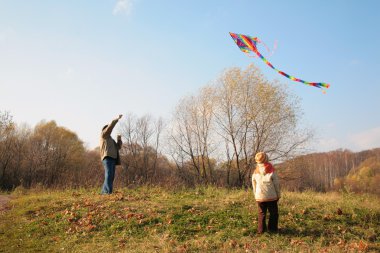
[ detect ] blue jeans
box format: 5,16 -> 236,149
101,157 -> 116,194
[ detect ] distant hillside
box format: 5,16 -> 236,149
278,148 -> 380,192
334,156 -> 380,195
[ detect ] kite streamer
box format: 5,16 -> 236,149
229,32 -> 330,92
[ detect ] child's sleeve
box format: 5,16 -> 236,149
272,172 -> 281,199
251,175 -> 256,195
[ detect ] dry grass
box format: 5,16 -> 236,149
0,187 -> 379,252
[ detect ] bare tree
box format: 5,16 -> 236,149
169,86 -> 216,184
213,67 -> 248,186
119,114 -> 164,185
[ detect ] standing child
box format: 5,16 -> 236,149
252,152 -> 281,234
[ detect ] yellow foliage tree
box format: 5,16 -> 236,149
336,156 -> 380,195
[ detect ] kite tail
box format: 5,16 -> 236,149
255,49 -> 330,90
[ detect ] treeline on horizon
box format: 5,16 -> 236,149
1,65 -> 379,194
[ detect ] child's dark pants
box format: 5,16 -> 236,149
257,200 -> 278,233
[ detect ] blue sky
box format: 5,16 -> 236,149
1,0 -> 379,152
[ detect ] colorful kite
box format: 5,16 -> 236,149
229,32 -> 330,92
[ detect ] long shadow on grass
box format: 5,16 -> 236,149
278,227 -> 323,237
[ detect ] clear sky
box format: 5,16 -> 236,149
1,0 -> 379,152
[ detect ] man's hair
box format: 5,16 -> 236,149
102,125 -> 108,131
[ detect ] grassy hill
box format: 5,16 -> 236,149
0,187 -> 379,252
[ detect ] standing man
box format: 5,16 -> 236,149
100,115 -> 123,194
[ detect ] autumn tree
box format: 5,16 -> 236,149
214,65 -> 310,187
77,148 -> 103,188
169,64 -> 311,187
217,64 -> 311,186
0,111 -> 17,188
26,120 -> 86,187
334,155 -> 380,195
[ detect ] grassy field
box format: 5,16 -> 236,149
0,187 -> 379,252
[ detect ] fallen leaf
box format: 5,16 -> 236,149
323,214 -> 331,221
358,240 -> 368,251
229,240 -> 237,248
